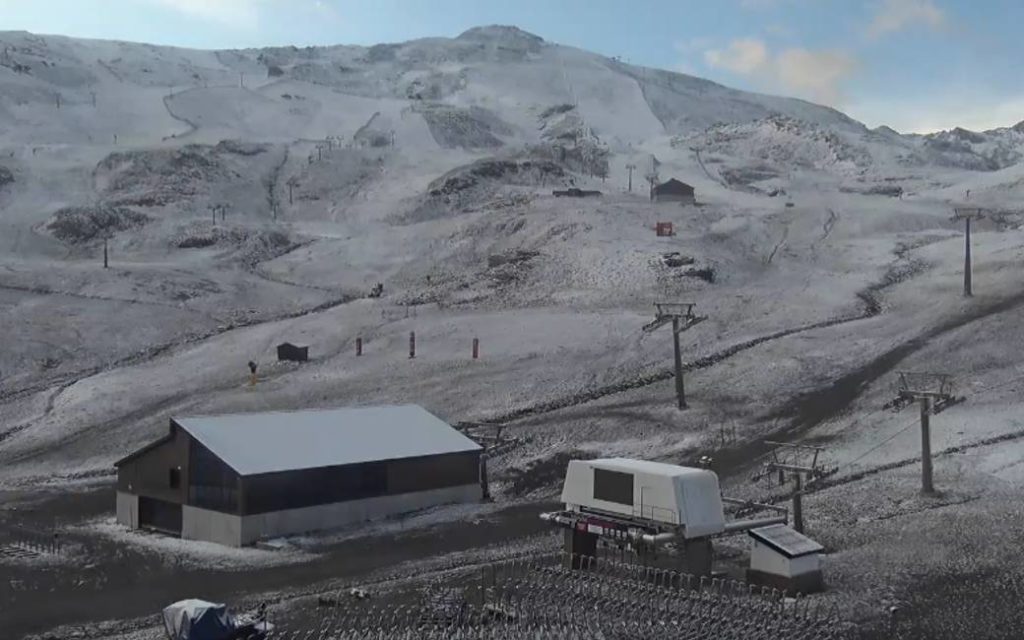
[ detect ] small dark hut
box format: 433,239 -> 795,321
553,188 -> 602,198
276,342 -> 309,363
651,178 -> 696,204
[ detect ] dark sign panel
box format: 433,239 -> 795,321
593,468 -> 634,506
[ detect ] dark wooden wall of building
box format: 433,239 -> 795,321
386,451 -> 479,494
189,437 -> 241,514
240,450 -> 480,516
116,422 -> 190,505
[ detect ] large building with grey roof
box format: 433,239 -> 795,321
114,405 -> 483,547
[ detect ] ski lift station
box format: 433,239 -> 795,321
542,458 -> 822,588
560,458 -> 725,537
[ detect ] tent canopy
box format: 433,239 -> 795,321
163,599 -> 235,640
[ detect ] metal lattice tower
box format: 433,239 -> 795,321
643,302 -> 707,409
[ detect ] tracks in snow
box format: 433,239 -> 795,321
821,208 -> 839,241
161,94 -> 199,141
739,424 -> 1024,514
0,281 -> 199,311
692,147 -> 727,188
474,244 -> 1018,442
764,222 -> 790,265
0,290 -> 352,408
466,307 -> 875,430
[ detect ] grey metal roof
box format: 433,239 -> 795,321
174,405 -> 481,476
749,524 -> 824,558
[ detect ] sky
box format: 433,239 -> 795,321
0,0 -> 1021,133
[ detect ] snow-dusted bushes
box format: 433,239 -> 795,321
47,205 -> 150,244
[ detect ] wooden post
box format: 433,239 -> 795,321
671,317 -> 686,409
103,238 -> 109,268
356,337 -> 362,356
480,453 -> 490,501
920,397 -> 934,494
472,338 -> 479,360
792,473 -> 804,533
409,331 -> 415,359
963,217 -> 972,297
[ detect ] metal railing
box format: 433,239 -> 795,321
4,526 -> 63,556
253,552 -> 848,640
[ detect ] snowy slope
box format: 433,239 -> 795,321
0,24 -> 1022,506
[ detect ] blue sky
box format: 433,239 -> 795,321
1,0 -> 1020,133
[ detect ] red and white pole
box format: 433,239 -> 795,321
356,337 -> 362,357
409,331 -> 416,359
472,338 -> 479,360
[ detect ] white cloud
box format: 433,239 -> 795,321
703,38 -> 858,106
868,0 -> 946,38
703,38 -> 769,74
774,48 -> 859,104
673,38 -> 715,75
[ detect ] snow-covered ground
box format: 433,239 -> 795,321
76,516 -> 310,570
2,24 -> 1024,640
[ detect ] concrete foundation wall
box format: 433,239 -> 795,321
746,568 -> 824,595
751,540 -> 789,575
790,553 -> 820,575
240,484 -> 482,545
116,491 -> 139,529
182,505 -> 243,547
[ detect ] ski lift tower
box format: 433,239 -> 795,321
952,207 -> 985,297
751,442 -> 837,533
887,371 -> 964,494
643,302 -> 707,409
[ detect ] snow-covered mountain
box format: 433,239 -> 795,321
2,25 -> 1019,206
0,25 -> 869,147
6,27 -> 1024,640
0,22 -> 1022,473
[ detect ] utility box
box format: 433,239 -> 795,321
655,222 -> 674,237
747,524 -> 824,594
560,458 -> 725,538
